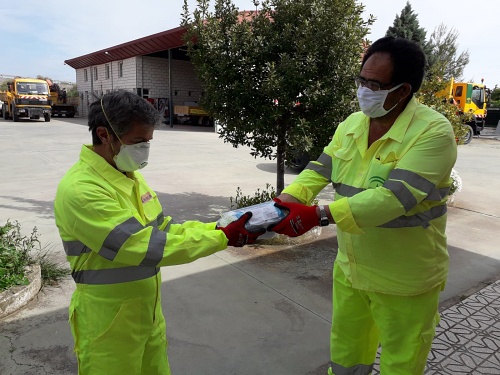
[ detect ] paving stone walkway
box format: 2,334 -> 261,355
372,280 -> 500,374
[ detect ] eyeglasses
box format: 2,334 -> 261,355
354,77 -> 396,92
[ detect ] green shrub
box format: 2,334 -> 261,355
229,183 -> 318,210
229,183 -> 277,210
0,220 -> 69,292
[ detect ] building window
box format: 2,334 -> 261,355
84,69 -> 88,82
118,61 -> 123,78
93,67 -> 98,81
118,62 -> 123,77
137,88 -> 149,98
85,91 -> 89,105
105,64 -> 110,80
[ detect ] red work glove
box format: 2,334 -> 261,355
217,212 -> 265,247
270,198 -> 319,237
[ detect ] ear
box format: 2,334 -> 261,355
400,83 -> 413,100
96,126 -> 112,144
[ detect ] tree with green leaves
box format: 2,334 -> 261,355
491,86 -> 500,107
385,1 -> 432,65
426,24 -> 469,81
416,24 -> 471,143
182,0 -> 373,193
385,2 -> 470,142
416,74 -> 468,143
67,84 -> 79,98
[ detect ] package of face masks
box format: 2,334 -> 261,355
217,201 -> 288,233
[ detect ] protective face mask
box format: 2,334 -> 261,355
113,142 -> 150,172
357,83 -> 404,118
101,98 -> 150,172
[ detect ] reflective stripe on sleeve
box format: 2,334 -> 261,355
330,361 -> 373,375
379,205 -> 447,229
335,182 -> 448,204
388,169 -> 435,194
334,184 -> 365,197
317,152 -> 333,169
304,152 -> 332,181
383,180 -> 416,212
426,187 -> 451,201
99,217 -> 144,261
146,212 -> 164,228
140,228 -> 166,267
333,183 -> 447,228
62,240 -> 91,256
72,266 -> 159,285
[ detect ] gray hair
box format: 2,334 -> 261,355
88,90 -> 162,145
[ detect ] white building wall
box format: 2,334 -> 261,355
75,58 -> 137,117
170,59 -> 204,106
73,53 -> 204,117
135,56 -> 204,106
139,56 -> 169,98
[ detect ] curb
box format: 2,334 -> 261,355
0,264 -> 42,320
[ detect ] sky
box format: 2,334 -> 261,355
1,0 -> 498,87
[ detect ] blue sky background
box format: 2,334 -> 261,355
1,0 -> 498,87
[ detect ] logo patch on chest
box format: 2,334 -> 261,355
141,191 -> 153,203
369,175 -> 386,188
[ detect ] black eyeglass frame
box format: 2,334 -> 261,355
354,77 -> 399,92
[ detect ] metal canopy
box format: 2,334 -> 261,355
64,26 -> 187,69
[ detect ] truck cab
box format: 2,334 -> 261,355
452,82 -> 489,132
1,78 -> 52,122
437,78 -> 491,144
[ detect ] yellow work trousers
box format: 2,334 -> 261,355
69,276 -> 170,375
329,262 -> 442,375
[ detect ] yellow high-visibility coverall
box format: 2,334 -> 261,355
54,145 -> 228,375
282,98 -> 457,375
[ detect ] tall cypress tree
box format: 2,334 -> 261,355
385,1 -> 433,65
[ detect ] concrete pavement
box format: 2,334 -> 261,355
0,117 -> 499,374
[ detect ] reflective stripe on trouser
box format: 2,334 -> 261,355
329,262 -> 441,375
69,272 -> 170,375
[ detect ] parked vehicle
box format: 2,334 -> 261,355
0,78 -> 51,122
173,104 -> 212,126
438,78 -> 491,144
46,80 -> 78,118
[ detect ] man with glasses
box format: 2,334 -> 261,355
271,36 -> 457,374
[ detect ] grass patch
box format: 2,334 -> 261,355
0,220 -> 70,292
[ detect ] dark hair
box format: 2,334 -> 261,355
361,36 -> 426,94
88,90 -> 162,145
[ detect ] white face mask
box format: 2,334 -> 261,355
357,83 -> 404,118
101,97 -> 151,172
113,142 -> 150,172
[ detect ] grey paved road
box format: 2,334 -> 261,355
0,117 -> 499,375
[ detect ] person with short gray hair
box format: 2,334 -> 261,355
54,90 -> 262,375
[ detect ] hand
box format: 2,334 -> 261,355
271,198 -> 319,237
218,212 -> 265,247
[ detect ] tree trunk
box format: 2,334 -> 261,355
276,135 -> 286,195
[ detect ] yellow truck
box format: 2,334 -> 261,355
0,77 -> 52,122
438,78 -> 491,143
173,104 -> 212,126
46,79 -> 78,118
